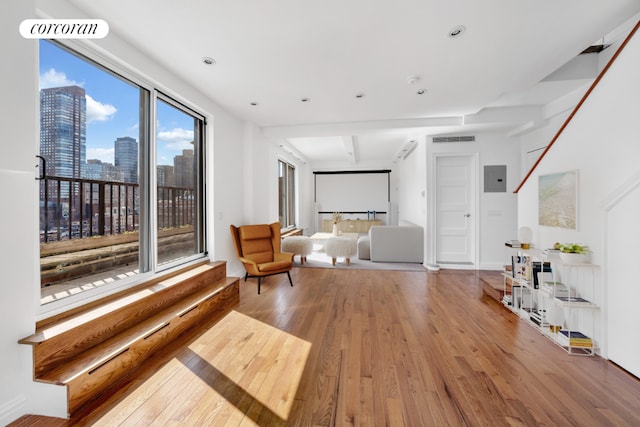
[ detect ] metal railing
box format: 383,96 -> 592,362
39,175 -> 195,242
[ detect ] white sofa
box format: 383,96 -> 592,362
358,223 -> 424,263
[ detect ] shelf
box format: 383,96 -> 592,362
554,297 -> 598,309
502,272 -> 531,288
503,245 -> 599,356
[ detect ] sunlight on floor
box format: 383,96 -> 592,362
41,269 -> 138,305
185,311 -> 311,424
91,310 -> 311,425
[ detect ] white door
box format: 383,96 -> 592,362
435,155 -> 476,265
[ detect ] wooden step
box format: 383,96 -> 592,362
23,261 -> 228,374
480,271 -> 506,302
19,260 -> 240,417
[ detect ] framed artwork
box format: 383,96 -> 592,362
538,170 -> 578,229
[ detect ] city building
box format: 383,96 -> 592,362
86,159 -> 124,182
173,148 -> 193,189
156,164 -> 175,187
114,136 -> 138,183
39,85 -> 86,179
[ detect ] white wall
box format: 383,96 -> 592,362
427,133 -> 520,270
517,30 -> 640,262
396,138 -> 427,228
394,137 -> 428,264
232,125 -> 314,276
516,24 -> 640,361
0,2 -> 54,423
1,0 -> 248,422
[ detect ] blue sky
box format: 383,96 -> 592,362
39,40 -> 194,167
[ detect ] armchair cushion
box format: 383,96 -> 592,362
239,224 -> 272,240
258,260 -> 293,273
238,224 -> 275,264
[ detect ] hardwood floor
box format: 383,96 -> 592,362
12,268 -> 640,426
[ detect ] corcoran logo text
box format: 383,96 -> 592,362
20,19 -> 109,39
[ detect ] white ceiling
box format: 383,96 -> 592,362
64,0 -> 640,166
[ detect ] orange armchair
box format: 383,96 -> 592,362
230,222 -> 294,294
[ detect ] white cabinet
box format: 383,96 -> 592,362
321,219 -> 382,233
503,246 -> 599,356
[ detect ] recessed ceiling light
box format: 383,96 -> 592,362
301,97 -> 310,102
417,89 -> 427,95
355,93 -> 365,99
448,26 -> 465,38
202,56 -> 216,65
250,102 -> 259,106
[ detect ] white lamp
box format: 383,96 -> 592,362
518,226 -> 533,244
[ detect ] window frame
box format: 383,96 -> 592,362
153,92 -> 207,272
38,40 -> 208,318
278,158 -> 296,231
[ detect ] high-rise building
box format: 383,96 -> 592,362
174,148 -> 194,189
40,85 -> 87,179
86,159 -> 123,182
114,136 -> 138,183
157,165 -> 175,187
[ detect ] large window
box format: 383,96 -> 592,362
155,97 -> 205,266
278,159 -> 296,230
38,41 -> 206,306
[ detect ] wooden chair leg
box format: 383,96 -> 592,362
346,258 -> 351,266
332,257 -> 337,266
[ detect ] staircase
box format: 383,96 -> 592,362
19,260 -> 239,417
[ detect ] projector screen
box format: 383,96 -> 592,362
314,170 -> 390,213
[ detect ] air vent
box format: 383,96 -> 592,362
580,44 -> 609,54
432,136 -> 476,143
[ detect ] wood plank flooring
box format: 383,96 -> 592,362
12,268 -> 640,426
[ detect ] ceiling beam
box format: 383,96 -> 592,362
262,117 -> 463,139
542,53 -> 599,82
391,139 -> 417,163
463,106 -> 543,126
276,140 -> 308,164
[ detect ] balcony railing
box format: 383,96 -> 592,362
39,175 -> 198,295
39,175 -> 195,242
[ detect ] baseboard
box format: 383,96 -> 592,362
0,394 -> 26,426
478,262 -> 504,271
435,262 -> 503,271
437,263 -> 475,270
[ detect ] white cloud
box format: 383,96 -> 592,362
40,69 -> 116,123
86,148 -> 114,164
40,68 -> 83,89
157,128 -> 194,150
86,94 -> 117,123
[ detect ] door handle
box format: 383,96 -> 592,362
464,213 -> 471,218
36,155 -> 46,180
